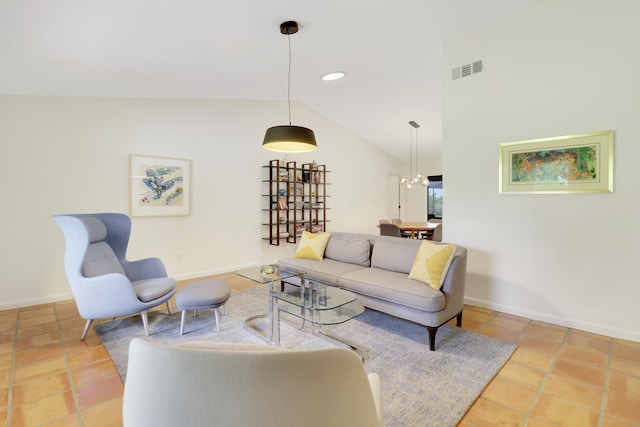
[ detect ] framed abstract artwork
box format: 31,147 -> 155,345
129,155 -> 191,216
499,131 -> 614,194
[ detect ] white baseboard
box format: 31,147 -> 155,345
0,292 -> 75,311
464,296 -> 640,343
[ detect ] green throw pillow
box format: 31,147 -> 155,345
408,240 -> 457,290
293,231 -> 331,261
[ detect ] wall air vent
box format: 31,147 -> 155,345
461,63 -> 472,77
473,60 -> 483,74
451,59 -> 484,80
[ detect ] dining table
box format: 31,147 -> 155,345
397,221 -> 436,239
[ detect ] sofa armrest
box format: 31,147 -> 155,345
440,248 -> 467,314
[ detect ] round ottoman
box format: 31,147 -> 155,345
176,279 -> 231,335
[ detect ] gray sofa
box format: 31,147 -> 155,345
279,232 -> 467,350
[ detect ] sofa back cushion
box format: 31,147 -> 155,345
370,237 -> 422,274
324,235 -> 371,267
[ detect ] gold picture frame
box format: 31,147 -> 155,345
129,155 -> 191,216
499,131 -> 614,194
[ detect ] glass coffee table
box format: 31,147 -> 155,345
236,266 -> 305,343
237,266 -> 365,356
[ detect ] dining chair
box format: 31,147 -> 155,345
430,223 -> 443,242
391,218 -> 413,237
379,223 -> 402,237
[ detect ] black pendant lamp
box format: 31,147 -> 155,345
263,21 -> 317,153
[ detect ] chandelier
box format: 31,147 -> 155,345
400,121 -> 428,190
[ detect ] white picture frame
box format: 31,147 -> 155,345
129,155 -> 191,216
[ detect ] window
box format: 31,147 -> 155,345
426,175 -> 443,220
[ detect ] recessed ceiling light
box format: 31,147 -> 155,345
321,72 -> 346,81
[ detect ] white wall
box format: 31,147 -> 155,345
443,0 -> 640,341
0,95 -> 403,309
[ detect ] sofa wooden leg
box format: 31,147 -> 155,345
456,311 -> 463,327
426,326 -> 438,351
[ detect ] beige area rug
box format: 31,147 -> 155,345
95,286 -> 516,427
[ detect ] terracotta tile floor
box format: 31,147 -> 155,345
1,272 -> 639,426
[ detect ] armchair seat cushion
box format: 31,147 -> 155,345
132,277 -> 177,302
339,267 -> 446,312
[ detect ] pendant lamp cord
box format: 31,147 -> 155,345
287,32 -> 292,126
415,126 -> 418,175
410,125 -> 414,177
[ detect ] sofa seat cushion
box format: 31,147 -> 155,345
339,268 -> 446,312
278,257 -> 367,286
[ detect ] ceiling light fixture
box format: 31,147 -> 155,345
321,71 -> 346,81
400,121 -> 428,191
263,21 -> 317,153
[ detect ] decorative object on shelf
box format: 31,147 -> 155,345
400,121 -> 429,191
129,155 -> 191,217
499,131 -> 614,194
277,196 -> 288,210
262,21 -> 317,153
278,188 -> 286,196
288,183 -> 303,196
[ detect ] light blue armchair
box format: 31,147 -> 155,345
53,213 -> 176,339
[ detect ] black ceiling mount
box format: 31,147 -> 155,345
280,21 -> 299,35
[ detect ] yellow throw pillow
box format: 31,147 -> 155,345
408,241 -> 457,290
293,231 -> 331,261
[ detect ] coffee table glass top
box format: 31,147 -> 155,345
273,279 -> 365,325
236,266 -> 303,284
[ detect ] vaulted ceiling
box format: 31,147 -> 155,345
0,0 -> 540,161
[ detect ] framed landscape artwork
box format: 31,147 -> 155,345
129,155 -> 191,216
499,131 -> 614,194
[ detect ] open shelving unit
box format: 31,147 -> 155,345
262,159 -> 330,245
